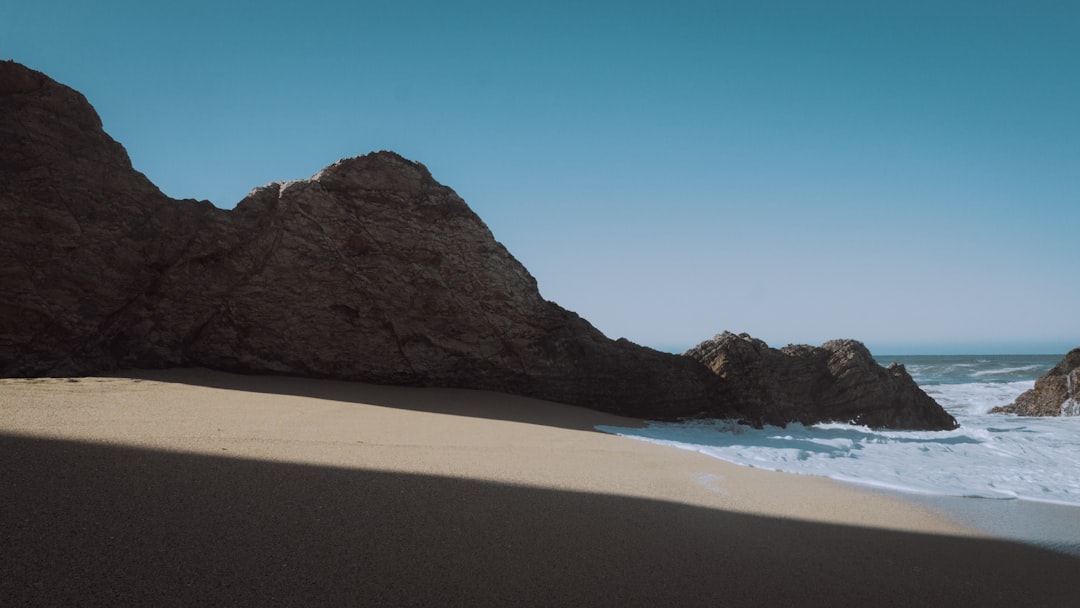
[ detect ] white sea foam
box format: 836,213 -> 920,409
923,380 -> 1034,415
1064,370 -> 1080,417
598,355 -> 1080,554
598,413 -> 1080,506
596,356 -> 1080,508
971,364 -> 1044,377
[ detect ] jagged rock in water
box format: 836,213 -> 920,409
1,60 -> 959,430
685,332 -> 959,430
990,348 -> 1080,416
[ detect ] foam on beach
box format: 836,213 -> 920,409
599,354 -> 1080,556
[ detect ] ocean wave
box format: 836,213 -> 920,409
971,364 -> 1045,377
596,413 -> 1080,508
923,381 -> 1034,415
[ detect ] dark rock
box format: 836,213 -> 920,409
0,60 -> 220,377
990,348 -> 1080,416
1,60 -> 958,430
685,332 -> 959,430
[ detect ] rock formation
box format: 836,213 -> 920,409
0,59 -> 723,421
686,333 -> 958,429
990,348 -> 1080,416
0,60 -> 958,429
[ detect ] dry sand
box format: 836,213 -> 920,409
2,369 -> 1076,606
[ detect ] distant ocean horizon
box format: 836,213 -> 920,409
599,353 -> 1080,556
653,342 -> 1071,358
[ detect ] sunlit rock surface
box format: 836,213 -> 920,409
991,348 -> 1080,417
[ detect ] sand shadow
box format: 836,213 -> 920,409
108,367 -> 645,433
2,434 -> 1076,607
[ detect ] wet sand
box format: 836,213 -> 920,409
2,369 -> 1076,606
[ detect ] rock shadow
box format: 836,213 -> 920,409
110,367 -> 644,433
2,434 -> 1077,607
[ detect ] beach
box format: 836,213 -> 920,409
2,369 -> 1076,606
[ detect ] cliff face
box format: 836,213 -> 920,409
990,348 -> 1080,417
0,60 -> 223,376
0,60 -> 722,420
0,60 -> 957,429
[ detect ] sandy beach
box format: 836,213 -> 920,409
2,369 -> 1076,606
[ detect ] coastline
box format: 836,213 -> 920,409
2,369 -> 1077,606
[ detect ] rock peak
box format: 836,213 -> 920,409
313,151 -> 436,193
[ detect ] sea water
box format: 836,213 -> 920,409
597,354 -> 1080,556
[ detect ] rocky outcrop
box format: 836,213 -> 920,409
990,348 -> 1080,416
686,333 -> 958,430
0,60 -> 958,429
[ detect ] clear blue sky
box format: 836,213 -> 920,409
5,1 -> 1078,355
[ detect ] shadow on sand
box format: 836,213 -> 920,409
111,367 -> 645,432
2,434 -> 1076,607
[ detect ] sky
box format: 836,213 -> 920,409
4,1 -> 1078,355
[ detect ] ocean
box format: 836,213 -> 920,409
598,354 -> 1080,556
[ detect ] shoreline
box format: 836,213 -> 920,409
864,487 -> 1080,558
3,368 -> 1077,606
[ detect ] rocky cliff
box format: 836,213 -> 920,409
0,60 -> 956,429
0,59 -> 723,421
990,348 -> 1080,416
